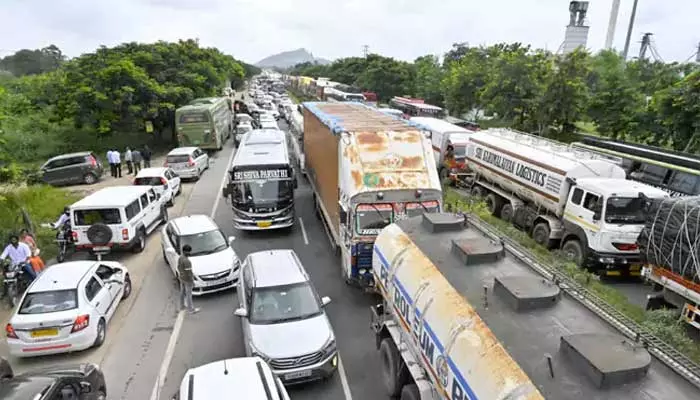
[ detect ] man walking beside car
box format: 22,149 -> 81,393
113,149 -> 122,178
125,147 -> 133,175
107,150 -> 116,178
142,145 -> 152,168
132,149 -> 142,175
177,245 -> 200,314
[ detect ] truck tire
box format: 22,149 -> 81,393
531,222 -> 551,248
500,203 -> 514,223
400,384 -> 420,400
470,186 -> 484,198
562,239 -> 584,266
485,193 -> 503,217
379,338 -> 409,397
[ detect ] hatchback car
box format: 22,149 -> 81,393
164,147 -> 209,181
173,357 -> 290,400
235,122 -> 254,146
6,261 -> 131,358
40,151 -> 104,186
134,167 -> 182,207
0,358 -> 107,400
162,215 -> 241,295
235,250 -> 337,385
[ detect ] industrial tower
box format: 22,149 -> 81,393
561,1 -> 590,54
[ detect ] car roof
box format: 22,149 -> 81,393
182,357 -> 280,400
0,375 -> 56,399
168,147 -> 199,155
171,215 -> 219,236
135,167 -> 169,177
247,250 -> 307,288
28,261 -> 97,292
71,186 -> 152,208
48,151 -> 92,161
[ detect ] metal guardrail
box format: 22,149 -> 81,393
465,213 -> 700,390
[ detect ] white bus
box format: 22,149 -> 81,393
323,87 -> 366,103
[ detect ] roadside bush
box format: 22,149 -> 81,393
443,187 -> 700,364
0,185 -> 80,262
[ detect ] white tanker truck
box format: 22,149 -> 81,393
370,213 -> 700,400
463,128 -> 668,276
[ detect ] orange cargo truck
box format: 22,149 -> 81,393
302,102 -> 443,288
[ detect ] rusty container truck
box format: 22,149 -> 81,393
302,102 -> 442,289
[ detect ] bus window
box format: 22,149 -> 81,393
180,113 -> 209,123
667,171 -> 700,195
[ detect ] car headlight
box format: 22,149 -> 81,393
322,337 -> 337,356
233,258 -> 241,271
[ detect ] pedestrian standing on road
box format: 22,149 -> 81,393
177,245 -> 200,314
125,147 -> 133,175
107,150 -> 116,177
113,149 -> 122,178
142,145 -> 152,168
132,149 -> 142,174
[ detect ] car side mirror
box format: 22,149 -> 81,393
321,296 -> 332,307
234,308 -> 248,318
228,236 -> 236,246
593,212 -> 601,221
165,248 -> 177,257
79,381 -> 92,393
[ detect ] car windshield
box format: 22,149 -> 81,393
233,180 -> 293,204
19,289 -> 78,314
356,204 -> 393,235
134,176 -> 164,186
250,283 -> 321,324
74,208 -> 121,226
180,229 -> 228,256
605,197 -> 647,224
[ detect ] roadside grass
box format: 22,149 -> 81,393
287,89 -> 316,103
443,188 -> 700,364
0,185 -> 81,263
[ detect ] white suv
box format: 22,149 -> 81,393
71,186 -> 168,254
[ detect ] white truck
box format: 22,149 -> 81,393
302,102 -> 443,289
370,212 -> 700,400
463,128 -> 668,275
409,117 -> 473,179
287,108 -> 305,176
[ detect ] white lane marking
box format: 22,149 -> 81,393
298,217 -> 309,245
210,145 -> 238,219
149,310 -> 184,400
338,356 -> 354,400
150,145 -> 237,400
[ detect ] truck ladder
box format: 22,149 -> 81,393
467,214 -> 700,390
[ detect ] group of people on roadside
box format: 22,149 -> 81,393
106,145 -> 153,178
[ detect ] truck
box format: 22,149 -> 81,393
286,107 -> 305,177
370,212 -> 700,400
175,97 -> 233,151
462,128 -> 669,275
409,117 -> 473,179
302,101 -> 442,288
639,196 -> 700,331
221,129 -> 297,230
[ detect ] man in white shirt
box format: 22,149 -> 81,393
1,235 -> 35,280
107,150 -> 115,177
124,147 -> 133,175
113,149 -> 122,178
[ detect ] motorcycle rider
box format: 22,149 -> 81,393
1,234 -> 35,281
52,206 -> 73,241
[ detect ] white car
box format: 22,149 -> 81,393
6,260 -> 131,357
134,167 -> 181,207
235,121 -> 254,145
162,215 -> 241,295
260,119 -> 279,130
164,147 -> 209,180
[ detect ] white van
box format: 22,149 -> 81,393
409,116 -> 473,177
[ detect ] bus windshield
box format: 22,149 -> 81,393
605,197 -> 647,225
232,180 -> 293,205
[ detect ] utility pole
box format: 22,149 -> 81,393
604,0 -> 621,49
622,0 -> 639,60
696,42 -> 700,63
362,45 -> 369,58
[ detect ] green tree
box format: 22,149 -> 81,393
0,45 -> 66,76
655,70 -> 700,152
413,55 -> 444,106
540,48 -> 591,136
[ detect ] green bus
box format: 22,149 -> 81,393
175,97 -> 233,150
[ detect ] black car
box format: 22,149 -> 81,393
0,358 -> 106,400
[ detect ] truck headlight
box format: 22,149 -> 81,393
358,268 -> 367,275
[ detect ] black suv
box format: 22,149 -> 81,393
40,151 -> 104,186
0,358 -> 106,400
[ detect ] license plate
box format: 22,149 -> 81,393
284,370 -> 312,380
93,246 -> 110,252
204,278 -> 229,287
31,328 -> 58,338
257,221 -> 272,228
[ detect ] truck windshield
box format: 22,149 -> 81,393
405,201 -> 440,218
356,204 -> 393,235
233,180 -> 293,204
605,197 -> 647,224
249,283 -> 322,324
454,145 -> 466,159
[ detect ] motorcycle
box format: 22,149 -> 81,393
42,222 -> 74,263
2,261 -> 31,308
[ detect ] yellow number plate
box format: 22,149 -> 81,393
31,328 -> 58,337
257,221 -> 272,228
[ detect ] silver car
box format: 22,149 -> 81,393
234,250 -> 338,385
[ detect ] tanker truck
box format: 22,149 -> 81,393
370,212 -> 700,399
463,128 -> 668,276
302,101 -> 442,289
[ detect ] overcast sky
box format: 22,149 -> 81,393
1,0 -> 698,64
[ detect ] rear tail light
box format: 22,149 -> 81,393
72,231 -> 78,241
187,157 -> 195,167
5,323 -> 18,339
71,315 -> 90,333
612,242 -> 638,251
88,155 -> 98,167
122,228 -> 129,241
160,177 -> 168,185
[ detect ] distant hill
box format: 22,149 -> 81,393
255,48 -> 331,69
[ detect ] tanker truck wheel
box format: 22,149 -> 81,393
485,193 -> 503,217
562,239 -> 584,266
500,203 -> 514,223
532,222 -> 552,248
379,338 -> 409,397
400,384 -> 420,400
470,186 -> 484,198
